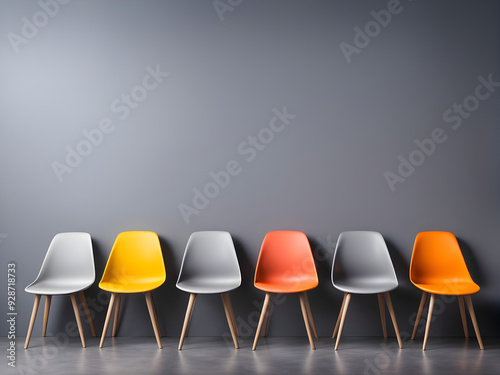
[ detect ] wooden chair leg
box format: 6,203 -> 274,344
178,293 -> 197,350
150,293 -> 162,337
335,293 -> 351,350
457,296 -> 468,338
70,293 -> 86,348
222,293 -> 239,349
299,292 -> 315,349
384,292 -> 402,349
145,291 -> 162,349
24,294 -> 41,349
333,293 -> 347,338
252,293 -> 272,350
112,294 -> 121,337
42,295 -> 52,337
464,295 -> 484,350
99,293 -> 117,348
422,293 -> 435,351
412,291 -> 428,340
79,291 -> 96,337
262,293 -> 274,337
377,293 -> 387,339
303,292 -> 318,339
187,296 -> 196,329
225,293 -> 239,337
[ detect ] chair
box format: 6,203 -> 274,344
410,231 -> 483,350
24,232 -> 96,349
252,231 -> 318,350
99,231 -> 166,348
176,231 -> 241,349
331,231 -> 402,350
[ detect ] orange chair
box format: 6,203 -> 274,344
252,231 -> 318,350
99,231 -> 166,348
410,231 -> 483,350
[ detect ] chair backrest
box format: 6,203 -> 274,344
176,231 -> 241,285
410,231 -> 473,285
34,232 -> 95,285
331,231 -> 397,286
100,231 -> 166,284
254,231 -> 318,286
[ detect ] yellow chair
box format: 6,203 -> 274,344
410,231 -> 483,350
99,231 -> 166,348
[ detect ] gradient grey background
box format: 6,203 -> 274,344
1,0 -> 499,340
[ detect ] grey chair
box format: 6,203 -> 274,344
176,231 -> 241,349
331,231 -> 402,350
24,232 -> 96,349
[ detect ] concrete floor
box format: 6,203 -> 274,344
4,336 -> 499,375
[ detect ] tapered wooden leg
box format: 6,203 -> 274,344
24,294 -> 41,349
112,294 -> 121,337
222,293 -> 239,349
178,293 -> 197,350
457,296 -> 468,338
42,295 -> 51,337
303,292 -> 318,339
464,295 -> 484,350
187,296 -> 196,329
252,293 -> 272,350
70,293 -> 86,348
422,293 -> 435,351
377,293 -> 387,339
179,293 -> 196,348
79,291 -> 96,337
333,293 -> 347,338
412,292 -> 428,340
335,293 -> 352,350
99,293 -> 117,348
150,294 -> 162,337
384,292 -> 402,349
262,293 -> 274,337
225,293 -> 239,337
145,291 -> 162,349
299,292 -> 315,349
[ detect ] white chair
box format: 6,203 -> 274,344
176,231 -> 241,349
331,231 -> 402,350
24,232 -> 96,348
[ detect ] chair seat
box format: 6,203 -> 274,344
333,279 -> 398,294
255,278 -> 318,293
25,280 -> 93,295
412,280 -> 480,295
176,279 -> 240,294
99,278 -> 164,293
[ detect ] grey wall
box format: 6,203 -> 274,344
1,0 -> 499,340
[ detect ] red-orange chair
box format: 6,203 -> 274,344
252,231 -> 318,350
410,231 -> 483,350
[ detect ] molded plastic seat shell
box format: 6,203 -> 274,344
332,231 -> 398,294
410,231 -> 479,295
254,231 -> 318,293
25,232 -> 95,295
99,231 -> 166,293
176,231 -> 241,294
